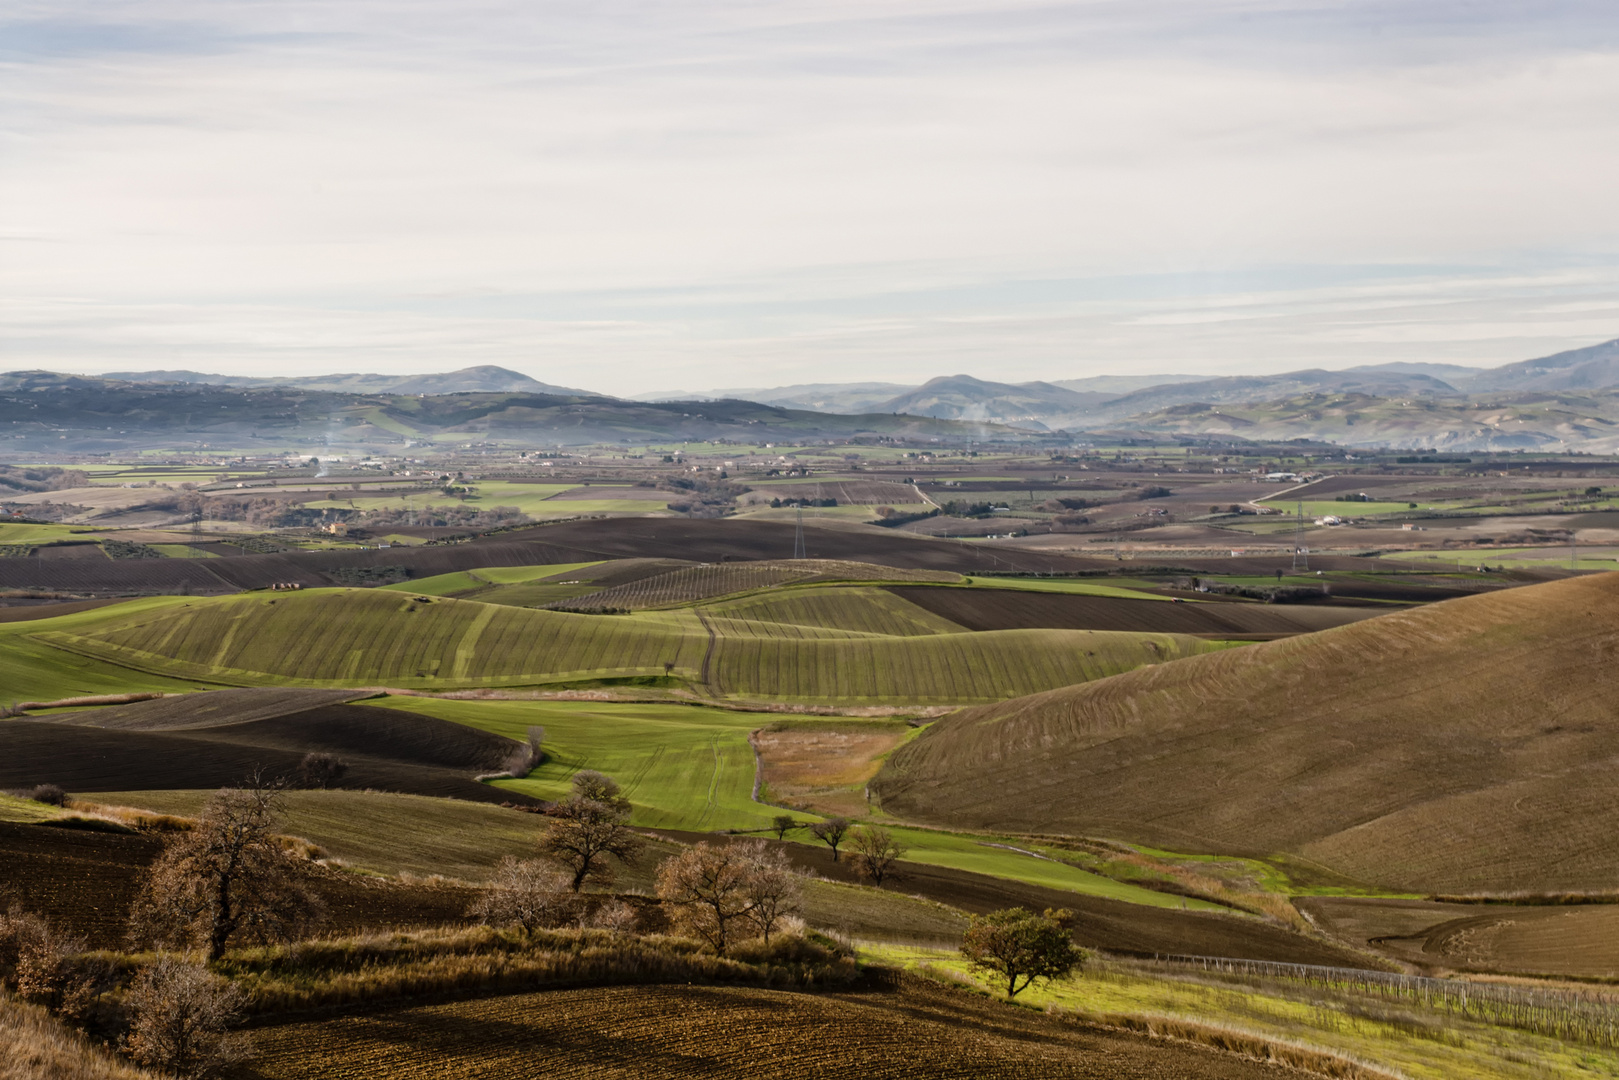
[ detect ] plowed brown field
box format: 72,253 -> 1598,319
238,977 -> 1319,1080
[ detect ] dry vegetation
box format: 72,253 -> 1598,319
752,720 -> 913,817
0,994 -> 159,1080
876,573 -> 1619,893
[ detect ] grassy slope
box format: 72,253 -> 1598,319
30,589 -> 1227,703
869,946 -> 1615,1080
0,597 -> 215,701
874,572 -> 1619,893
375,697 -> 1220,910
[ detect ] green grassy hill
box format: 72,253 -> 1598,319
872,572 -> 1619,893
25,588 -> 1228,704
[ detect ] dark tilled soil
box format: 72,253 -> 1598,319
0,598 -> 131,621
1,704 -> 540,807
887,586 -> 1376,636
234,976 -> 1325,1080
0,820 -> 475,949
646,830 -> 1372,969
48,688 -> 373,730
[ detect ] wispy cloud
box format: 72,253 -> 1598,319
3,1 -> 1618,391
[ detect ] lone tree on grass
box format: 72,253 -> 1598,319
770,814 -> 800,840
541,771 -> 642,892
809,817 -> 849,862
847,826 -> 905,885
656,840 -> 802,953
128,777 -> 324,961
960,907 -> 1084,999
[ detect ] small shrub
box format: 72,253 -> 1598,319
27,784 -> 67,807
122,957 -> 250,1078
468,857 -> 579,931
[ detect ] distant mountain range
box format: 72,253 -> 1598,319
99,365 -> 590,397
6,338 -> 1618,453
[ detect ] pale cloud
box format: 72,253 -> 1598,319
2,1 -> 1618,393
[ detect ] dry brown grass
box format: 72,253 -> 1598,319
0,993 -> 158,1080
876,572 -> 1619,893
216,924 -> 857,1015
752,720 -> 912,817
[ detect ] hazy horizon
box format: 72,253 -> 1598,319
6,1 -> 1619,396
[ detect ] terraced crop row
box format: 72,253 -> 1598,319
709,587 -> 964,637
709,627 -> 1219,704
559,560 -> 959,611
40,591 -> 709,687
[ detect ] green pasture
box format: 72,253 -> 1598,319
474,562 -> 603,584
0,792 -> 66,823
1385,547 -> 1619,570
0,597 -> 214,701
865,945 -> 1613,1080
375,697 -> 772,832
372,697 -> 1215,909
1255,499 -> 1424,517
0,522 -> 100,543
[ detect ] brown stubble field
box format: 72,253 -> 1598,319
874,572 -> 1619,894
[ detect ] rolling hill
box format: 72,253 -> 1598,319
872,572 -> 1619,893
24,588 -> 1229,704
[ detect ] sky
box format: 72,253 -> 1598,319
4,0 -> 1619,396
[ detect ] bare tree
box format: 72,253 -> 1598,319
770,814 -> 800,840
737,842 -> 802,945
468,857 -> 578,931
123,957 -> 250,1078
541,774 -> 642,892
128,781 -> 324,961
296,752 -> 347,789
809,817 -> 849,861
656,842 -> 756,954
656,841 -> 802,953
848,826 -> 905,885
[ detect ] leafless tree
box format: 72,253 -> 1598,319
656,841 -> 802,953
128,779 -> 324,961
122,957 -> 250,1078
848,826 -> 905,885
0,905 -> 109,1022
809,817 -> 849,861
737,842 -> 802,945
656,842 -> 757,954
541,773 -> 642,892
468,857 -> 578,931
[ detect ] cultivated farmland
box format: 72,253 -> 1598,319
874,572 -> 1619,893
239,978 -> 1318,1080
27,588 -> 1224,702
